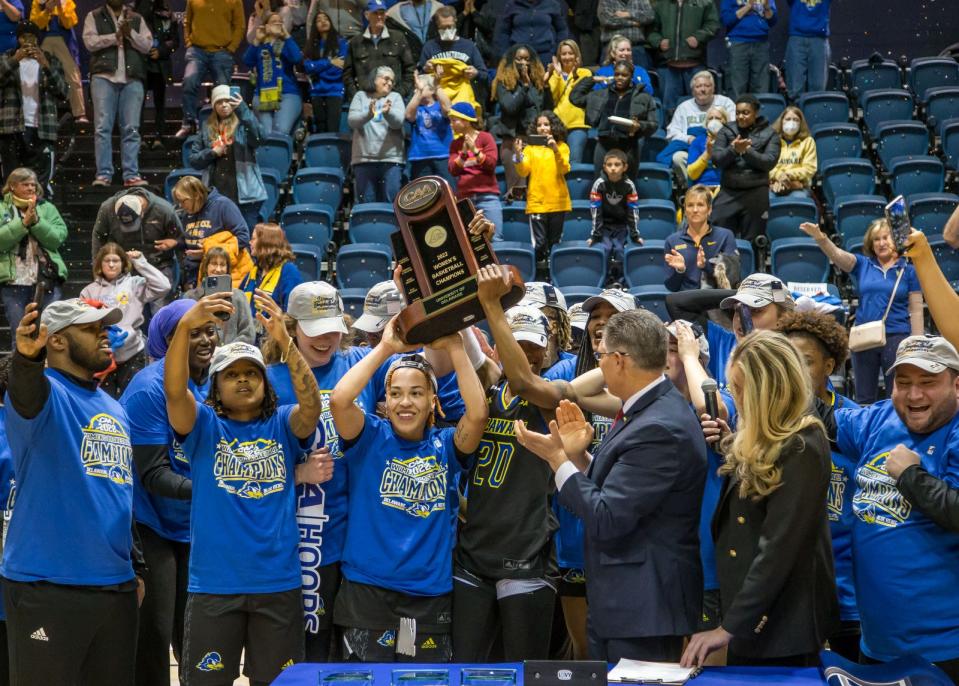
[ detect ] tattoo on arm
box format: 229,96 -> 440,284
287,344 -> 322,434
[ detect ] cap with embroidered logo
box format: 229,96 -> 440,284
209,341 -> 266,375
354,280 -> 405,333
720,273 -> 795,311
886,335 -> 959,376
582,288 -> 636,314
505,305 -> 549,348
41,298 -> 122,335
366,0 -> 386,11
520,282 -> 567,312
287,282 -> 349,337
568,302 -> 587,331
666,319 -> 710,363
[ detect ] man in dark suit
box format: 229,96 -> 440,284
516,308 -> 707,662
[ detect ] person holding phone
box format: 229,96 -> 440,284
243,11 -> 304,136
241,223 -> 302,339
181,246 -> 256,344
798,219 -> 924,404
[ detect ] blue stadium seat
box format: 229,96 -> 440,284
629,285 -> 672,322
559,286 -> 602,307
861,89 -> 914,132
349,202 -> 398,246
291,243 -> 325,281
562,201 -> 593,242
736,240 -> 756,277
256,133 -> 294,179
501,204 -> 531,244
849,58 -> 902,95
943,118 -> 959,172
492,242 -> 536,282
634,163 -> 673,200
640,132 -> 669,164
549,243 -> 607,288
280,204 -> 333,248
340,288 -> 367,320
757,93 -> 786,125
834,194 -> 886,246
811,123 -> 863,169
623,241 -> 669,289
636,199 -> 677,240
925,88 -> 959,130
567,164 -> 596,200
259,169 -> 281,221
338,107 -> 350,134
929,235 -> 959,289
292,167 -> 345,210
909,58 -> 959,103
164,168 -> 201,203
182,135 -> 198,168
770,238 -> 831,283
496,166 -> 507,196
798,92 -> 849,128
908,193 -> 959,234
304,133 -> 351,170
335,243 -> 393,290
766,196 -> 819,242
874,120 -> 930,169
820,159 -> 876,209
889,155 -> 945,197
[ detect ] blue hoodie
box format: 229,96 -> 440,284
786,0 -> 831,37
721,0 -> 778,43
303,36 -> 349,98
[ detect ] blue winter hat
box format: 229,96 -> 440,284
448,101 -> 478,122
147,299 -> 195,359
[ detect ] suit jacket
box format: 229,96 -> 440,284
713,423 -> 839,658
559,378 -> 707,639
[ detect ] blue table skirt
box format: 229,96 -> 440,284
271,663 -> 827,686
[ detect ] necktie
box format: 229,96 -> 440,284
612,408 -> 624,429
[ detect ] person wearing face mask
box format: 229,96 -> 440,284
82,0 -> 153,188
419,6 -> 488,96
243,11 -> 304,136
769,106 -> 816,198
685,106 -> 728,191
662,71 -> 735,179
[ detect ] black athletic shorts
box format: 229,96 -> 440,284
697,588 -> 722,632
558,568 -> 586,598
181,588 -> 304,685
305,562 -> 342,634
334,577 -> 452,662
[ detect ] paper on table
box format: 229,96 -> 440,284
607,659 -> 701,685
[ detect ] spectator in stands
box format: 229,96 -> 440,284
349,65 -> 406,204
81,243 -> 171,397
685,107 -> 727,191
798,219 -> 923,404
351,279 -> 404,348
588,149 -> 642,286
720,0 -> 776,98
386,0 -> 440,58
515,111 -> 571,274
597,0 -> 654,69
683,330 -> 837,667
908,227 -> 959,350
769,106 -> 816,197
0,22 -> 68,192
784,0 -> 833,101
182,246 -> 256,344
664,184 -> 738,292
447,102 -> 502,240
135,0 -> 178,150
0,0 -> 22,54
343,0 -> 415,101
91,188 -> 182,294
243,11 -> 304,135
406,71 -> 454,184
710,94 -> 780,243
303,8 -> 348,133
547,39 -> 592,165
570,60 -> 659,174
30,0 -> 86,122
648,0 -> 721,113
0,167 -> 66,347
172,175 -> 252,289
419,7 -> 488,107
776,310 -> 861,660
490,44 -> 548,198
189,85 -> 268,233
242,222 -> 302,325
83,0 -> 153,188
247,0 -> 309,48
306,0 -> 364,39
593,35 -> 654,95
492,0 -> 568,67
664,71 -> 735,179
175,0 -> 245,139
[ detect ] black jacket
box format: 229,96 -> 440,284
134,0 -> 180,78
489,81 -> 551,138
711,117 -> 781,191
569,76 -> 658,139
714,423 -> 839,658
343,28 -> 416,100
91,188 -> 183,271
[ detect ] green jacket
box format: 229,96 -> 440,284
648,0 -> 720,65
0,194 -> 69,284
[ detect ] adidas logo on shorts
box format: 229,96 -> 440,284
30,628 -> 49,642
420,637 -> 437,649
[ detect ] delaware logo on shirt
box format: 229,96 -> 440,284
172,438 -> 188,464
196,652 -> 224,672
853,452 -> 912,528
212,438 -> 287,499
827,461 -> 848,523
379,455 -> 447,518
80,413 -> 133,486
377,630 -> 396,648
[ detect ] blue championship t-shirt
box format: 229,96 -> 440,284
827,392 -> 860,622
3,370 -> 135,585
121,359 -> 208,543
837,401 -> 959,662
341,414 -> 460,596
180,403 -> 308,594
0,407 -> 15,619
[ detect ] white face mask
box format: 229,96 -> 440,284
439,28 -> 456,41
706,119 -> 723,134
782,120 -> 800,136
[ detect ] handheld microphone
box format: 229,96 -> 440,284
702,379 -> 720,420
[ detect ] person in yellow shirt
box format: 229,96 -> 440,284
547,39 -> 592,165
31,0 -> 87,120
769,105 -> 817,198
514,111 -> 572,274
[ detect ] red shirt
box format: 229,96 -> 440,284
448,131 -> 500,199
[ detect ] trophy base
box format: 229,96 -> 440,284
396,266 -> 525,345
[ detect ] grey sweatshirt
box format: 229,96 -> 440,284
348,90 -> 406,165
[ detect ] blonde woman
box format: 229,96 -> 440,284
769,106 -> 817,197
242,10 -> 305,135
682,330 -> 837,668
547,39 -> 592,164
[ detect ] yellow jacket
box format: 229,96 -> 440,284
431,57 -> 478,111
771,136 -> 818,188
548,68 -> 592,131
201,230 -> 254,288
31,0 -> 79,30
515,143 -> 572,214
